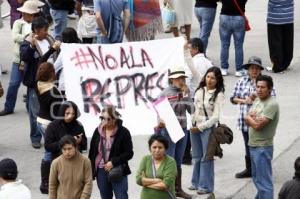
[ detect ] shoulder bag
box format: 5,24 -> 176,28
100,137 -> 124,182
151,156 -> 177,199
232,0 -> 251,31
162,2 -> 176,26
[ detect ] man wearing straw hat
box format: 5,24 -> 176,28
157,66 -> 193,199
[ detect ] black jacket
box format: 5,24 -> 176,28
20,34 -> 58,88
89,119 -> 134,178
37,86 -> 64,121
195,0 -> 219,8
48,0 -> 75,13
45,101 -> 87,159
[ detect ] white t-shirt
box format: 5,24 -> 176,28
184,51 -> 213,96
36,39 -> 54,63
0,180 -> 31,199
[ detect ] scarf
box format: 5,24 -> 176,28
37,81 -> 55,95
95,123 -> 118,169
126,0 -> 163,41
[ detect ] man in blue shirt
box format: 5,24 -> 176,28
94,0 -> 130,44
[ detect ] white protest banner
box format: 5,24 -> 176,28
153,97 -> 185,143
61,37 -> 185,137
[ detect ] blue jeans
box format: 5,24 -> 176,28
219,15 -> 245,71
37,122 -> 52,161
50,9 -> 68,41
194,7 -> 216,52
96,168 -> 128,199
160,128 -> 188,169
250,146 -> 274,199
26,88 -> 41,144
4,62 -> 23,112
190,128 -> 214,192
96,35 -> 112,44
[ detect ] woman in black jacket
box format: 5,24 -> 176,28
36,62 -> 64,194
89,105 -> 134,199
45,101 -> 87,160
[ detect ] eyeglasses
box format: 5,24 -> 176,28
99,116 -> 112,122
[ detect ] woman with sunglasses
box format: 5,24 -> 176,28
189,66 -> 225,196
89,105 -> 134,199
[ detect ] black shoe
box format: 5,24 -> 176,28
235,169 -> 252,178
32,142 -> 42,149
182,158 -> 192,165
1,69 -> 8,74
0,110 -> 13,116
235,156 -> 252,178
23,94 -> 27,103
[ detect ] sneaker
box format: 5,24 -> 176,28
67,13 -> 77,20
265,66 -> 273,72
188,185 -> 197,191
0,110 -> 13,116
221,69 -> 228,76
32,142 -> 42,149
235,70 -> 245,77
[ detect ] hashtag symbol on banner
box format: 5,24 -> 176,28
70,48 -> 95,69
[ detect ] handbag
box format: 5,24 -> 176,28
100,138 -> 124,183
151,157 -> 177,199
107,0 -> 123,43
202,89 -> 233,143
161,2 -> 176,26
232,0 -> 251,31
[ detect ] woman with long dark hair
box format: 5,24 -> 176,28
189,66 -> 225,195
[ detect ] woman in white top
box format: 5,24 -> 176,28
189,66 -> 225,195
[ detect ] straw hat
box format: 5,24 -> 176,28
17,0 -> 40,14
168,66 -> 188,79
30,0 -> 45,7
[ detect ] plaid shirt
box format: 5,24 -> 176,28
231,75 -> 276,132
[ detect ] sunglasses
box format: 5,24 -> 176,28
99,116 -> 112,122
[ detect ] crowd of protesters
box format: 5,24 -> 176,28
0,0 -> 296,198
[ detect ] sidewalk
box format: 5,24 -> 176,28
0,0 -> 299,198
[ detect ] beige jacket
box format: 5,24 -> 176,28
12,19 -> 32,63
192,87 -> 225,132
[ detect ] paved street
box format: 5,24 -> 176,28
0,0 -> 299,198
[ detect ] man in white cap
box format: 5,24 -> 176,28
0,158 -> 31,199
0,0 -> 41,116
158,66 -> 193,199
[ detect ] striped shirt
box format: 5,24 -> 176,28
267,0 -> 294,24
